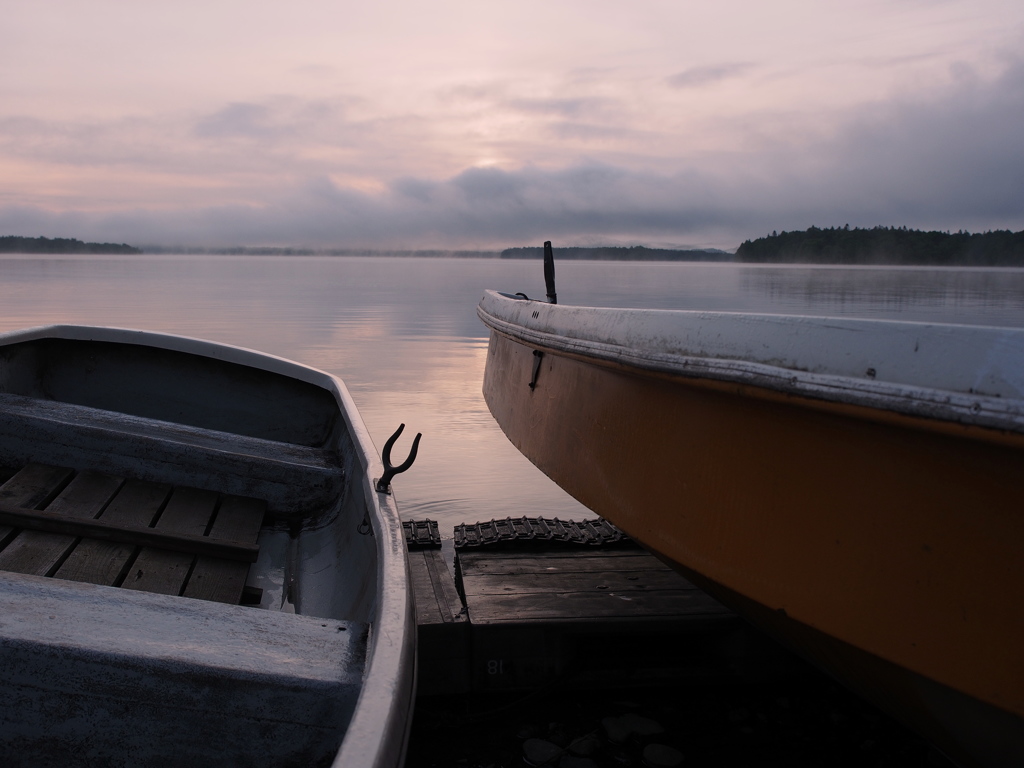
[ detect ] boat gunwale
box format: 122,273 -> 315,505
478,292 -> 1024,440
0,324 -> 416,768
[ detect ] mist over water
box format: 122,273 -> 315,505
2,255 -> 1022,533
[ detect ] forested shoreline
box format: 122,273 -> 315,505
736,226 -> 1024,266
0,236 -> 141,255
501,245 -> 733,261
4,229 -> 1024,264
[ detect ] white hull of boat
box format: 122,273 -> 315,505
0,325 -> 416,768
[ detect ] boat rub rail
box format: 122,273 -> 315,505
479,302 -> 1024,444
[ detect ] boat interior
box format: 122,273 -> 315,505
0,334 -> 379,766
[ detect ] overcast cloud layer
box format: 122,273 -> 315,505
2,0 -> 1023,249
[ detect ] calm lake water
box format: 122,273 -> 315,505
2,255 -> 1024,535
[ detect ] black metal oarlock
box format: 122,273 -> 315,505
375,423 -> 421,493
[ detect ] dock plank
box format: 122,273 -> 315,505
408,549 -> 465,626
123,487 -> 217,596
424,549 -> 465,624
465,589 -> 732,624
183,495 -> 265,604
54,479 -> 170,586
461,568 -> 698,596
0,471 -> 123,576
458,550 -> 673,577
409,550 -> 444,626
458,546 -> 730,627
407,546 -> 470,696
0,464 -> 75,549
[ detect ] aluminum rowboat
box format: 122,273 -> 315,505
0,325 -> 415,768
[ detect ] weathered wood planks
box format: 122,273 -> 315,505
409,548 -> 464,627
459,547 -> 671,573
407,546 -> 470,696
0,465 -> 266,605
0,471 -> 123,577
466,588 -> 733,624
183,495 -> 266,605
0,501 -> 261,563
463,569 -> 690,594
54,478 -> 171,586
0,391 -> 343,518
122,487 -> 218,596
458,548 -> 729,625
452,545 -> 739,691
0,464 -> 75,548
406,534 -> 746,693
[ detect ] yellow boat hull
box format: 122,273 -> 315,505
482,313 -> 1024,768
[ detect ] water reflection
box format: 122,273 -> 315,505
1,255 -> 1023,533
740,265 -> 1024,325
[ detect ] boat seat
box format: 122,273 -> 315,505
0,392 -> 344,518
0,570 -> 367,767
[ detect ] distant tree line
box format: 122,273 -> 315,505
736,226 -> 1024,266
501,245 -> 734,262
0,236 -> 141,255
142,246 -> 500,257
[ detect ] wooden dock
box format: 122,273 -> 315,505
407,519 -> 792,696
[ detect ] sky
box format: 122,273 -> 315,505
2,0 -> 1023,250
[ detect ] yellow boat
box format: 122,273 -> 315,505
478,285 -> 1024,768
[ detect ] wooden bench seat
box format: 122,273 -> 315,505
0,392 -> 343,518
0,571 -> 367,766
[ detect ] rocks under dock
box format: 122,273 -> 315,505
407,672 -> 956,768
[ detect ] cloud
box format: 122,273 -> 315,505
194,103 -> 282,139
0,96 -> 435,206
667,63 -> 754,89
505,97 -> 601,118
801,54 -> 1024,227
0,163 -> 738,249
2,55 -> 1023,250
191,98 -> 354,143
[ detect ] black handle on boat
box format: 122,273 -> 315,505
544,241 -> 557,304
376,423 -> 421,493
